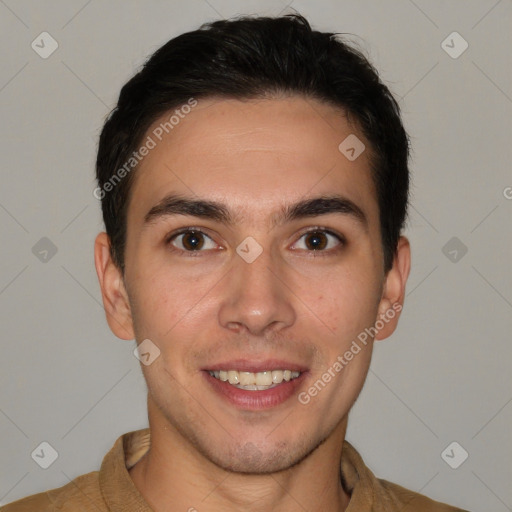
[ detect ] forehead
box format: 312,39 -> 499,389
127,96 -> 378,228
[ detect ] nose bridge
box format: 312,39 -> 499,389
218,241 -> 296,334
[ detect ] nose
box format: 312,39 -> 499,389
217,245 -> 296,336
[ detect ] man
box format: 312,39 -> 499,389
3,14 -> 469,512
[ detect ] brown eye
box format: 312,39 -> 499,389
304,231 -> 328,250
181,231 -> 204,250
169,230 -> 217,252
292,229 -> 343,252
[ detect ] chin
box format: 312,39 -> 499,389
202,436 -> 321,475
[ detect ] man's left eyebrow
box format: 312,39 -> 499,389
143,193 -> 368,231
272,195 -> 368,231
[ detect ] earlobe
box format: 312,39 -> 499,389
374,236 -> 411,341
94,232 -> 134,340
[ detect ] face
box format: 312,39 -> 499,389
95,96 -> 410,474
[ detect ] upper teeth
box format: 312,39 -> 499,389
209,369 -> 300,386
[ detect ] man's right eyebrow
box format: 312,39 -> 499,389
144,194 -> 236,226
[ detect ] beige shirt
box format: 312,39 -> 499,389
2,428 -> 469,511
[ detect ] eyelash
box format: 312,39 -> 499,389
165,226 -> 345,257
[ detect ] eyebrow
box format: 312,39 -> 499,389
144,193 -> 368,231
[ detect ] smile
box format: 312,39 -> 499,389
208,369 -> 301,390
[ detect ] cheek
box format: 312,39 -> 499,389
128,266 -> 225,375
307,269 -> 380,338
128,266 -> 204,340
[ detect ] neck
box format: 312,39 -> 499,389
129,398 -> 351,512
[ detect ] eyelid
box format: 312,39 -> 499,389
295,225 -> 345,241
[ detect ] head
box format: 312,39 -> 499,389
95,14 -> 411,474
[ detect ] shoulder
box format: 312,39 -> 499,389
1,471 -> 103,512
378,478 -> 470,511
341,440 -> 470,511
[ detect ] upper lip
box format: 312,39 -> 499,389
203,359 -> 308,373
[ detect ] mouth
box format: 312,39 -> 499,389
202,360 -> 308,410
207,369 -> 301,391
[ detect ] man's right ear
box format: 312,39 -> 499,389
94,232 -> 134,340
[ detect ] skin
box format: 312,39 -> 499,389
94,96 -> 410,512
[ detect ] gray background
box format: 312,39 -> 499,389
0,1 -> 511,510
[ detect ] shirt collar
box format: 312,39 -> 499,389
99,428 -> 380,511
99,428 -> 153,512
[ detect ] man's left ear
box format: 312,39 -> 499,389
374,236 -> 411,341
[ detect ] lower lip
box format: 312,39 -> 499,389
202,371 -> 308,410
